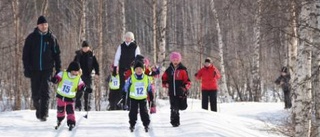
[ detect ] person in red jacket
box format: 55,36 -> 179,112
195,57 -> 221,112
162,52 -> 191,127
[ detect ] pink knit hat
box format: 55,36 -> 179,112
170,52 -> 182,62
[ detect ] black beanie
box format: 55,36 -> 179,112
67,61 -> 80,72
82,41 -> 89,47
37,16 -> 47,25
135,54 -> 145,63
205,58 -> 211,63
134,61 -> 144,69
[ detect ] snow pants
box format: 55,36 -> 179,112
202,90 -> 217,112
129,99 -> 150,127
283,90 -> 292,109
57,97 -> 76,126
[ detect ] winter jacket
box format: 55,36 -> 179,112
73,50 -> 99,77
275,74 -> 291,92
195,65 -> 221,90
22,28 -> 61,72
162,63 -> 191,97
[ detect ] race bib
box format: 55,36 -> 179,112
61,80 -> 73,95
134,82 -> 145,96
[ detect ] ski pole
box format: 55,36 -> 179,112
84,92 -> 90,119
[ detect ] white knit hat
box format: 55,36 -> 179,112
124,32 -> 135,41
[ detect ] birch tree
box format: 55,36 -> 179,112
210,0 -> 228,98
252,0 -> 262,102
157,0 -> 167,99
12,0 -> 21,110
293,1 -> 314,136
312,1 -> 320,136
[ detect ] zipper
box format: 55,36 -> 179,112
43,41 -> 47,52
172,66 -> 176,96
40,35 -> 43,71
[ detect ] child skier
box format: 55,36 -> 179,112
51,61 -> 89,131
162,52 -> 191,127
107,64 -> 122,110
124,61 -> 154,132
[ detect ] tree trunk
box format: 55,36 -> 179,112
157,0 -> 167,99
252,0 -> 262,102
80,0 -> 87,42
210,0 -> 228,99
94,0 -> 104,111
153,0 -> 157,64
293,1 -> 313,136
119,0 -> 125,36
312,1 -> 320,136
12,0 -> 21,110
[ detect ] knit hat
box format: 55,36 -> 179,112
170,52 -> 182,62
205,57 -> 212,63
124,32 -> 135,41
281,67 -> 288,73
67,61 -> 80,72
135,54 -> 145,63
37,16 -> 47,25
134,61 -> 144,69
82,41 -> 89,47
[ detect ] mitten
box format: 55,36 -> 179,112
86,87 -> 93,93
51,77 -> 58,84
24,69 -> 31,78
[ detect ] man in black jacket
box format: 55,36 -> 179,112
74,41 -> 99,111
275,67 -> 292,109
22,16 -> 61,121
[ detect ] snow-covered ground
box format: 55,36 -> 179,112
0,99 -> 289,137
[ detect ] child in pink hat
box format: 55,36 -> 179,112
162,51 -> 191,127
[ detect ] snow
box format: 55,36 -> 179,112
0,99 -> 289,137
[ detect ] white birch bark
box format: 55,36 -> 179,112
312,1 -> 320,136
293,1 -> 313,136
153,0 -> 157,64
119,0 -> 126,36
80,0 -> 87,42
252,0 -> 262,102
157,0 -> 167,99
210,0 -> 228,98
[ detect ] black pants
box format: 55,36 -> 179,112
108,89 -> 122,110
202,90 -> 217,112
129,99 -> 150,127
283,90 -> 292,109
119,68 -> 130,109
30,69 -> 52,119
169,96 -> 180,126
75,75 -> 92,111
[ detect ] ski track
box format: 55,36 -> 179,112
0,100 -> 288,137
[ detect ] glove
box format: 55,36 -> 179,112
179,87 -> 189,97
112,67 -> 117,76
86,87 -> 93,93
51,77 -> 58,84
24,69 -> 31,78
